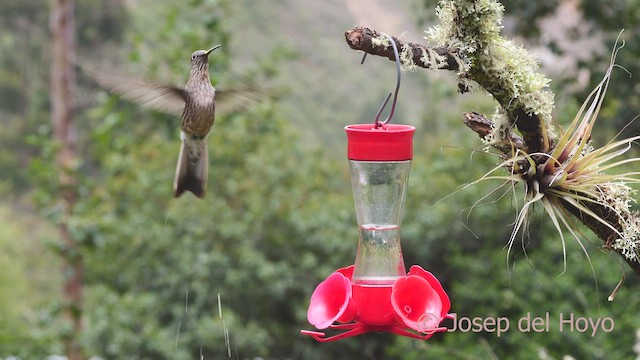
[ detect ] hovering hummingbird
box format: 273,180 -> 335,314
90,44 -> 242,199
172,45 -> 220,198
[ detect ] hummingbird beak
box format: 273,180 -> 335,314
206,44 -> 221,55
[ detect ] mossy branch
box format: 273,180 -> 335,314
345,27 -> 462,72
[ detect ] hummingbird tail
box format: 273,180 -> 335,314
173,140 -> 208,199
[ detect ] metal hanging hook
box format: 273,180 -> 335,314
360,32 -> 402,128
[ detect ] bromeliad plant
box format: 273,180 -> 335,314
470,42 -> 640,273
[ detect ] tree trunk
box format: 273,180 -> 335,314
50,0 -> 84,359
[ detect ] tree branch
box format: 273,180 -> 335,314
563,200 -> 640,276
345,26 -> 461,72
463,111 -> 525,154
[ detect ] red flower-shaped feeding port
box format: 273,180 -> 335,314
301,265 -> 452,342
392,266 -> 451,335
306,269 -> 356,329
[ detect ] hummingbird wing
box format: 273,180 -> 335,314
215,87 -> 264,116
86,68 -> 187,115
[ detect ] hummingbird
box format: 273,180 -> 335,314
88,45 -> 229,198
172,44 -> 221,198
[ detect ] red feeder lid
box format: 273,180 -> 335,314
345,124 -> 415,161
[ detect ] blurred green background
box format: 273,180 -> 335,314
1,0 -> 640,359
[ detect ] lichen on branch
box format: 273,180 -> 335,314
427,0 -> 556,154
344,27 -> 463,73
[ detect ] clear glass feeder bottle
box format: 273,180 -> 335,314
345,124 -> 415,286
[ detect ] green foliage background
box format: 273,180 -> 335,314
1,0 -> 640,359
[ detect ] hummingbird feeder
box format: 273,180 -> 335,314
301,33 -> 452,342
